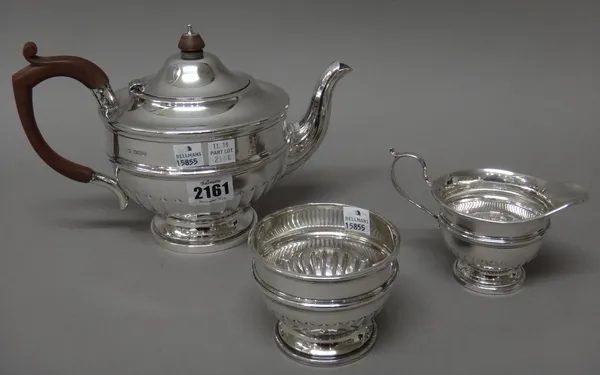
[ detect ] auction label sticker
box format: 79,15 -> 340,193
187,175 -> 234,205
207,139 -> 236,166
173,143 -> 205,167
343,206 -> 371,235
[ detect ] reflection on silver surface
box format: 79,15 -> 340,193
15,25 -> 352,253
117,56 -> 350,253
248,203 -> 401,366
102,28 -> 351,253
389,149 -> 588,295
283,62 -> 353,176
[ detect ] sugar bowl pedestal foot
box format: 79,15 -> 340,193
150,207 -> 257,254
452,260 -> 526,295
274,320 -> 378,367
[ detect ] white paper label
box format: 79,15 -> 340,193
207,139 -> 236,166
343,206 -> 371,235
173,143 -> 204,167
187,175 -> 234,205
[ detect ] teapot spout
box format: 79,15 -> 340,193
282,61 -> 352,176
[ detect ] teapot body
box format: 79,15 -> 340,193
11,26 -> 352,253
110,121 -> 288,217
102,80 -> 292,252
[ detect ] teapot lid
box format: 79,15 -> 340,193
116,25 -> 289,134
136,25 -> 250,100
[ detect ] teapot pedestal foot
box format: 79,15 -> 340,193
150,207 -> 257,254
453,260 -> 525,295
273,320 -> 377,367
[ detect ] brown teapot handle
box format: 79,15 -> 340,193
12,42 -> 112,183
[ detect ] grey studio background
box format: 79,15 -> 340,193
1,0 -> 599,374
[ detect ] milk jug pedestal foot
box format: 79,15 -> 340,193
452,260 -> 526,295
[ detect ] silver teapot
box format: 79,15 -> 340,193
12,25 -> 352,253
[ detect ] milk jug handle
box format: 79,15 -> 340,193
389,149 -> 438,221
12,42 -> 128,210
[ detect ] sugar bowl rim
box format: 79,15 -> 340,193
247,202 -> 401,283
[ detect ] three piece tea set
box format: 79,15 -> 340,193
11,25 -> 589,367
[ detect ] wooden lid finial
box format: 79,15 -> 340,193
178,24 -> 205,53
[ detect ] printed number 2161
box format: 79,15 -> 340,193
193,182 -> 230,200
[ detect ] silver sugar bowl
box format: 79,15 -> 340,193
389,150 -> 588,295
11,25 -> 352,253
248,203 -> 401,366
